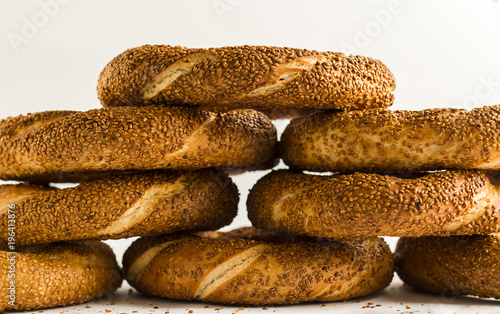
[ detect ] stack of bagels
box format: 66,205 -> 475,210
103,45 -> 397,305
0,45 -> 278,311
0,44 -> 498,311
252,105 -> 500,300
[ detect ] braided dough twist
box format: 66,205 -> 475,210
97,45 -> 395,111
122,227 -> 394,305
247,170 -> 500,238
281,105 -> 500,172
0,240 -> 121,311
0,106 -> 277,182
0,169 -> 238,245
395,235 -> 500,299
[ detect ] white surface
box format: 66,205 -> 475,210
16,278 -> 500,314
1,1 -> 500,313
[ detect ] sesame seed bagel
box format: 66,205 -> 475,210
247,170 -> 500,238
97,45 -> 395,111
0,240 -> 121,311
122,227 -> 394,305
0,169 -> 238,246
0,106 -> 277,182
281,105 -> 500,172
395,235 -> 500,299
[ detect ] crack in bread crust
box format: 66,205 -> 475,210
161,112 -> 217,161
98,175 -> 190,236
126,240 -> 182,283
270,181 -> 324,222
141,53 -> 219,99
444,183 -> 499,232
195,244 -> 267,299
242,56 -> 328,98
0,185 -> 49,215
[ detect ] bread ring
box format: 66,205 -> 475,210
395,235 -> 500,299
281,105 -> 500,172
0,106 -> 277,182
0,240 -> 121,311
122,227 -> 394,305
247,170 -> 500,238
0,169 -> 238,245
97,45 -> 395,111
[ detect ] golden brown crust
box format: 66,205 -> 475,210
247,170 -> 500,238
97,45 -> 395,111
0,169 -> 238,245
201,105 -> 320,120
122,227 -> 394,305
0,240 -> 121,311
395,235 -> 500,299
0,106 -> 277,182
281,105 -> 500,172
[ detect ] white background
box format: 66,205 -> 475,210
1,0 -> 500,313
